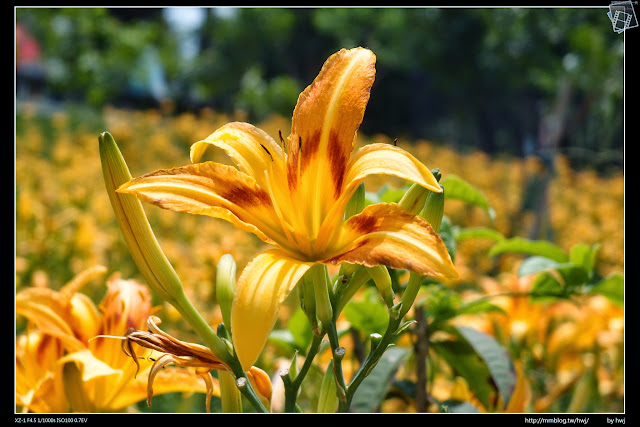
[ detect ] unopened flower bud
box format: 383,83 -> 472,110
219,369 -> 243,413
317,360 -> 339,413
310,264 -> 333,325
398,182 -> 429,215
98,132 -> 184,306
370,333 -> 383,350
216,253 -> 237,331
399,168 -> 442,215
247,366 -> 273,410
421,183 -> 445,233
99,132 -> 230,362
367,265 -> 394,307
298,272 -> 317,329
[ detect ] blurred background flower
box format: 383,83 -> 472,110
16,268 -> 214,412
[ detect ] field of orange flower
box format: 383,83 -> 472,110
15,102 -> 624,413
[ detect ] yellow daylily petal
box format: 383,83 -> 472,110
346,143 -> 442,193
109,366 -> 215,411
315,143 -> 442,252
231,250 -> 313,370
16,288 -> 86,352
68,293 -> 102,345
118,161 -> 285,246
60,349 -> 121,383
16,330 -> 68,413
504,362 -> 531,412
286,47 -> 376,237
191,121 -> 285,176
324,203 -> 458,279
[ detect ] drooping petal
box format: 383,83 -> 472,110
118,161 -> 288,247
286,47 -> 376,237
231,250 -> 312,371
315,143 -> 442,253
324,203 -> 458,280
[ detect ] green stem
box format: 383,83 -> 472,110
339,312 -> 402,412
325,321 -> 348,405
283,329 -> 325,412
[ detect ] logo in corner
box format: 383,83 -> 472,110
609,1 -> 638,33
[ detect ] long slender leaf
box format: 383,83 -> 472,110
456,326 -> 516,407
349,346 -> 410,412
441,174 -> 495,221
489,237 -> 568,262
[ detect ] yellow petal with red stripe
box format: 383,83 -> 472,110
231,250 -> 312,371
190,121 -> 286,192
315,143 -> 442,253
324,203 -> 458,279
286,47 -> 376,238
118,161 -> 286,247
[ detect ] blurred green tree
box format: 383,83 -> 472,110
16,7 -> 624,170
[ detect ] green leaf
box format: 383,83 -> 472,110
590,273 -> 624,306
349,346 -> 410,412
379,185 -> 408,204
268,329 -> 296,351
569,243 -> 599,275
518,255 -> 590,290
288,307 -> 313,350
556,264 -> 590,289
489,237 -> 568,263
317,360 -> 339,413
441,174 -> 495,221
454,226 -> 504,242
343,300 -> 389,336
455,326 -> 516,407
530,272 -> 565,301
430,338 -> 495,409
518,256 -> 570,277
439,216 -> 457,261
457,299 -> 506,316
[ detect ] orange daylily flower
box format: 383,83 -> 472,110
118,47 -> 458,370
15,268 -> 212,412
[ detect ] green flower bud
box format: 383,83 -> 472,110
288,350 -> 300,382
334,267 -> 370,316
99,132 -> 231,363
317,360 -> 339,413
98,132 -> 184,306
216,253 -> 237,331
399,168 -> 442,215
298,271 -> 317,329
398,182 -> 429,215
310,264 -> 333,326
370,333 -> 383,350
219,369 -> 243,413
62,362 -> 95,412
367,265 -> 394,307
421,184 -> 445,233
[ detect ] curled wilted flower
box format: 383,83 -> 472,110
116,316 -> 272,412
